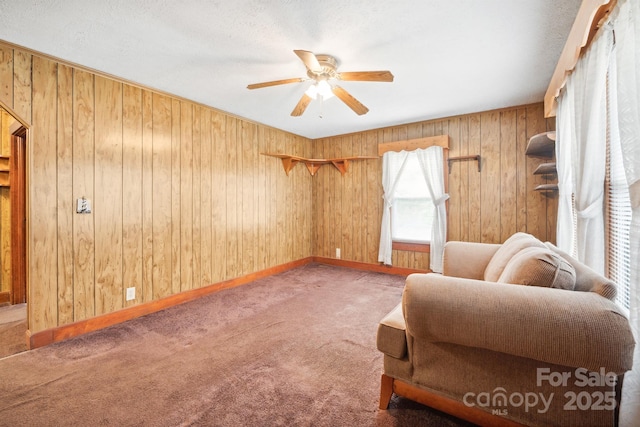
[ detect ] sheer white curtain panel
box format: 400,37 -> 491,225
415,146 -> 448,273
569,27 -> 613,274
378,151 -> 409,265
555,86 -> 576,256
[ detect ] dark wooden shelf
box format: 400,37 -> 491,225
0,156 -> 9,187
534,183 -> 558,192
525,132 -> 556,158
533,162 -> 557,175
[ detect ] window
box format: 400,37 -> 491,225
606,83 -> 632,312
557,40 -> 632,313
378,137 -> 449,271
390,153 -> 434,245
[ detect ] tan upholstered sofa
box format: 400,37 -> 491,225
377,233 -> 635,427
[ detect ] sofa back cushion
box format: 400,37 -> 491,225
544,242 -> 617,300
484,232 -> 546,282
497,246 -> 576,290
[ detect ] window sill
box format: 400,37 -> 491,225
392,241 -> 430,253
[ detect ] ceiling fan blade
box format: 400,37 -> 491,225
294,50 -> 322,73
332,86 -> 369,115
291,93 -> 313,117
337,71 -> 394,82
247,78 -> 304,90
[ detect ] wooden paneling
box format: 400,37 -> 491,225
211,110 -> 225,283
468,114 -> 482,243
200,107 -> 212,287
171,99 -> 182,296
0,46 -> 13,106
152,93 -> 176,301
141,90 -> 154,304
94,77 -> 123,315
192,106 -> 202,290
480,111 -> 501,243
312,104 -> 556,271
180,102 -> 194,291
500,109 -> 518,241
241,121 -> 255,274
72,70 -> 95,322
56,64 -> 74,324
1,42 -> 313,334
225,116 -> 238,279
0,111 -> 10,296
31,56 -> 58,331
122,85 -> 143,307
13,51 -> 31,124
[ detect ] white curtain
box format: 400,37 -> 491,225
378,151 -> 409,265
565,26 -> 613,274
416,146 -> 449,273
555,85 -> 576,256
611,0 -> 640,423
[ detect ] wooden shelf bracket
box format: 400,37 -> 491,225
448,155 -> 481,173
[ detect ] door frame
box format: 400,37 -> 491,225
10,123 -> 26,304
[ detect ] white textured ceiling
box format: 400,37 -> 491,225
0,0 -> 581,139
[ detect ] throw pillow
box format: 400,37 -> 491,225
484,232 -> 546,282
544,242 -> 617,299
497,246 -> 576,290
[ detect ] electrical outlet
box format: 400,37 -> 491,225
336,248 -> 341,259
126,287 -> 136,301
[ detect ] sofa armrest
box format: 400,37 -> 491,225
442,241 -> 500,279
402,273 -> 635,373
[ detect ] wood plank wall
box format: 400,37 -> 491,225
312,104 -> 557,270
0,110 -> 12,295
0,42 -> 313,334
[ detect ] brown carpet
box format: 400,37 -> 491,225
0,264 -> 474,426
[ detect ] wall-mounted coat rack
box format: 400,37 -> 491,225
261,153 -> 378,176
448,155 -> 481,173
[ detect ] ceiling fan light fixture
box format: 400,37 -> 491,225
317,80 -> 334,99
305,84 -> 318,100
305,80 -> 334,100
249,49 -> 392,117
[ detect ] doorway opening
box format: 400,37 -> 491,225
0,102 -> 28,358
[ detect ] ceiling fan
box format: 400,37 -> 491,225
247,50 -> 394,117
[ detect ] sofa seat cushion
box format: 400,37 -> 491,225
497,246 -> 576,290
484,232 -> 547,282
376,303 -> 407,359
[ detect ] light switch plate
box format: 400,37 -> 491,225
76,198 -> 92,214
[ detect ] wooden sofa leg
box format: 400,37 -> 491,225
379,374 -> 394,409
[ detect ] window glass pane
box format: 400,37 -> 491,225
391,153 -> 433,244
392,198 -> 433,243
394,155 -> 427,198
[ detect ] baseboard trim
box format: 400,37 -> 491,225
27,256 -> 422,349
0,291 -> 10,304
312,257 -> 427,276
